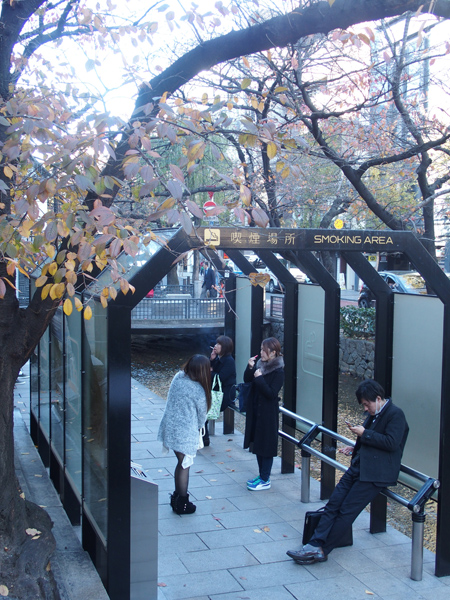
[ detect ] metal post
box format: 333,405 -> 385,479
301,452 -> 311,503
411,511 -> 425,581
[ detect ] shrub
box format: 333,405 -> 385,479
340,305 -> 375,339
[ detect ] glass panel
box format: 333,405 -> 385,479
65,299 -> 83,496
30,280 -> 39,419
39,327 -> 51,439
82,300 -> 108,540
50,309 -> 64,462
84,229 -> 176,298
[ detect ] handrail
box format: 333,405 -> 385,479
278,404 -> 439,581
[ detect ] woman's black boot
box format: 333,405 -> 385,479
174,493 -> 196,515
170,491 -> 179,512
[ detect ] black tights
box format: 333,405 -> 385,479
174,451 -> 190,496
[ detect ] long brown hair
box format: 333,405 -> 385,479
183,354 -> 212,410
261,337 -> 282,358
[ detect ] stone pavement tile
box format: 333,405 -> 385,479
370,526 -> 411,545
197,471 -> 240,487
215,460 -> 259,476
156,570 -> 243,600
207,585 -> 297,600
131,447 -> 153,460
331,546 -> 393,575
188,482 -> 247,501
198,525 -> 273,550
193,497 -> 238,515
228,560 -> 316,590
189,462 -> 226,476
343,528 -> 387,551
159,513 -> 225,535
361,539 -> 414,569
420,587 -> 450,599
285,572 -> 381,600
355,568 -> 420,597
159,532 -> 208,555
245,538 -> 302,564
228,493 -> 269,511
136,466 -> 172,480
386,565 -> 448,593
271,500 -> 312,522
132,424 -> 158,434
132,432 -> 159,442
179,545 -> 259,573
262,520 -> 304,541
423,562 -> 450,583
300,555 -> 352,580
213,507 -> 285,529
158,554 -> 188,577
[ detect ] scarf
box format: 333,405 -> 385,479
256,355 -> 284,375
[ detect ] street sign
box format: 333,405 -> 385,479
203,200 -> 217,214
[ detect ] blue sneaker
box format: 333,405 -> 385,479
248,478 -> 271,491
246,476 -> 261,486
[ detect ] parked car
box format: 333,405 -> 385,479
358,271 -> 427,308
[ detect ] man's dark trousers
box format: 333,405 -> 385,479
309,462 -> 384,555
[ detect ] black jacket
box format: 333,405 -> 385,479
211,354 -> 237,411
243,356 -> 284,457
353,400 -> 409,486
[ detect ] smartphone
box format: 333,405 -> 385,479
345,419 -> 354,427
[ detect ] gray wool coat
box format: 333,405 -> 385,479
157,371 -> 208,456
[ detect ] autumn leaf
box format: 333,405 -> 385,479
84,306 -> 93,320
63,298 -> 73,316
0,584 -> 9,596
241,78 -> 252,89
266,142 -> 277,159
248,272 -> 270,288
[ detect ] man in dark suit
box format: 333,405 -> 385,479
287,379 -> 409,565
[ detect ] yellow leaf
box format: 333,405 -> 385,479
44,244 -> 55,258
276,161 -> 285,173
100,295 -> 108,308
109,286 -> 117,300
248,272 -> 270,288
274,86 -> 288,93
267,142 -> 277,159
258,101 -> 264,112
48,262 -> 57,276
328,0 -> 336,6
84,306 -> 93,320
63,298 -> 73,316
41,284 -> 52,300
0,583 -> 9,596
243,56 -> 250,68
281,167 -> 290,179
201,92 -> 208,104
120,279 -> 130,295
49,283 -> 65,300
3,165 -> 13,179
35,275 -> 48,288
75,297 -> 83,312
241,78 -> 251,89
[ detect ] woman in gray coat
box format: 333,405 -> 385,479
158,354 -> 211,514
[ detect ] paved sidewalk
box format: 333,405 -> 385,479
13,372 -> 449,600
130,381 -> 449,600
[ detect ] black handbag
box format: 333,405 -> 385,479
231,382 -> 252,413
302,507 -> 353,548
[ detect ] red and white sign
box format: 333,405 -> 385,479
203,200 -> 217,214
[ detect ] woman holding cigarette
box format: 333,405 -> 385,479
244,337 -> 284,491
203,335 -> 237,446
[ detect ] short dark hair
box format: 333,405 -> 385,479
355,379 -> 385,404
216,335 -> 233,356
261,337 -> 282,357
183,354 -> 212,410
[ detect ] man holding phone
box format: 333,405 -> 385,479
287,379 -> 409,565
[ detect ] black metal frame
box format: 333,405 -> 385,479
31,226 -> 450,587
191,227 -> 450,576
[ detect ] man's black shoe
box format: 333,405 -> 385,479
286,544 -> 327,564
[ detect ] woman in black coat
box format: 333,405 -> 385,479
203,335 -> 237,446
244,337 -> 284,491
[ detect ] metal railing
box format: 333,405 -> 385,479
278,405 -> 439,582
152,283 -> 194,297
131,297 -> 225,320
